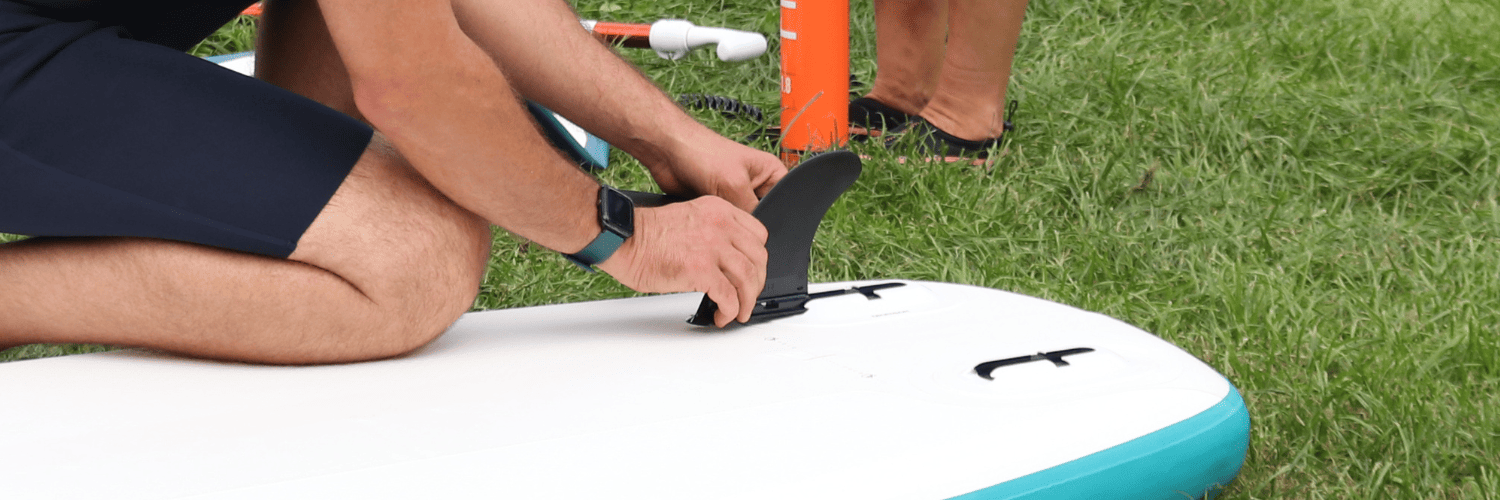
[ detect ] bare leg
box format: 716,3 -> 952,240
918,0 -> 1028,141
864,0 -> 948,116
0,140 -> 492,364
0,0 -> 492,364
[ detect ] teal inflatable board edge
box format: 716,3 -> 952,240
202,52 -> 248,64
951,385 -> 1250,500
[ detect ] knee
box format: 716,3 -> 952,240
369,217 -> 491,358
292,141 -> 494,361
352,206 -> 492,360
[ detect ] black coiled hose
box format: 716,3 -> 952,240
677,94 -> 766,123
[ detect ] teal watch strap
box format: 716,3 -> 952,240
565,185 -> 633,272
564,230 -> 625,272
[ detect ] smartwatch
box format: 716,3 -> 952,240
564,185 -> 635,271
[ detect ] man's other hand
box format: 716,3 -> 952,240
647,132 -> 787,213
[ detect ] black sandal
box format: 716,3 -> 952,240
884,101 -> 1017,162
848,97 -> 916,140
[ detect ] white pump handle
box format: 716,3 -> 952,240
648,19 -> 768,62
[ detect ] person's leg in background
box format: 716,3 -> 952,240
855,0 -> 1028,143
919,0 -> 1029,142
857,0 -> 947,134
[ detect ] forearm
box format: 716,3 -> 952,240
318,0 -> 599,253
450,0 -> 713,171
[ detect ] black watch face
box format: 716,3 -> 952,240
601,188 -> 635,238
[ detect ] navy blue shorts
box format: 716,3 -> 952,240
0,0 -> 374,258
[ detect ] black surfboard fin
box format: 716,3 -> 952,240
687,151 -> 863,326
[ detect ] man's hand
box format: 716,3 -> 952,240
597,197 -> 769,327
642,130 -> 788,213
642,129 -> 786,211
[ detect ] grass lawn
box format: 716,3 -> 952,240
4,0 -> 1498,497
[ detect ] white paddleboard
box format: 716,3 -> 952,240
0,279 -> 1247,499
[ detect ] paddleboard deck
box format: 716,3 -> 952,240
1,279 -> 1247,499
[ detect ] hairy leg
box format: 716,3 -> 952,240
0,140 -> 491,364
864,0 -> 948,116
918,0 -> 1029,141
0,1 -> 491,364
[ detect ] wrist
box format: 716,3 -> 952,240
564,185 -> 635,270
555,181 -> 604,255
624,113 -> 715,174
597,205 -> 651,274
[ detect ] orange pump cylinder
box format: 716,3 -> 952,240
778,0 -> 849,164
